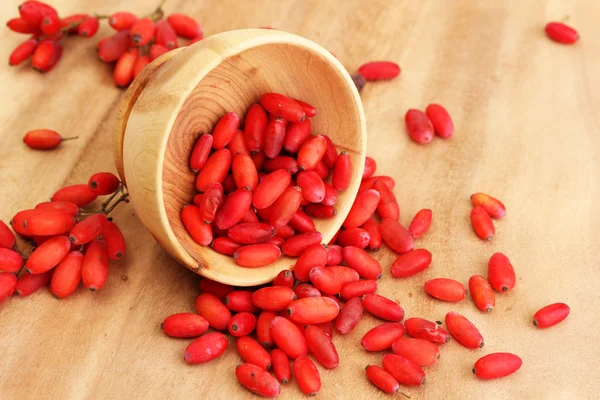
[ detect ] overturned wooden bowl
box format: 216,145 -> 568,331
114,29 -> 366,286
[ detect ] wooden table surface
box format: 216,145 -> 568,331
1,0 -> 599,399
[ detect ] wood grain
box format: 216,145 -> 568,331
1,0 -> 599,399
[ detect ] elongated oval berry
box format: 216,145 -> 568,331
269,186 -> 303,228
424,278 -> 466,302
102,221 -> 126,260
24,211 -> 75,236
382,354 -> 426,386
445,311 -> 484,349
9,38 -> 38,66
215,187 -> 252,229
26,236 -> 71,274
109,11 -> 138,30
297,170 -> 325,203
343,189 -> 380,229
473,353 -> 522,379
322,183 -> 337,207
332,152 -> 352,191
335,296 -> 363,334
0,248 -> 23,273
231,153 -> 258,191
52,184 -> 97,207
359,175 -> 395,192
294,356 -> 321,395
189,134 -> 213,172
69,214 -> 107,245
320,135 -> 338,169
15,270 -> 52,297
405,109 -> 434,144
294,284 -> 321,299
283,232 -> 322,257
263,118 -> 286,158
234,243 -> 281,268
211,237 -> 241,256
362,294 -> 404,321
469,275 -> 495,312
287,296 -> 340,324
343,246 -> 382,280
167,13 -> 203,39
545,22 -> 579,44
340,280 -> 377,300
361,218 -> 382,251
408,209 -> 432,238
88,172 -> 120,195
236,363 -> 280,397
260,93 -> 305,122
533,303 -> 570,328
81,239 -> 109,291
297,135 -> 327,170
224,290 -> 259,313
227,129 -> 249,156
392,337 -> 440,366
23,129 -> 75,150
78,16 -> 99,37
162,313 -> 209,338
184,332 -> 228,364
271,348 -> 291,383
237,336 -> 271,370
358,61 -> 400,80
35,201 -> 79,217
291,243 -> 328,282
195,293 -> 231,330
243,104 -> 268,152
50,251 -> 83,299
252,169 -> 291,209
254,311 -> 277,348
19,1 -> 58,25
211,112 -> 240,148
228,223 -> 275,244
11,209 -> 39,236
380,219 -> 414,254
304,204 -> 336,219
426,104 -> 454,139
391,249 -> 432,278
366,365 -> 400,394
309,266 -> 342,295
373,180 -> 399,220
304,324 -> 338,369
264,156 -> 299,175
271,316 -> 308,359
154,20 -> 177,49
32,40 -> 62,73
272,270 -> 294,288
98,31 -> 130,62
283,119 -> 311,153
196,148 -> 232,192
252,286 -> 296,311
0,221 -> 16,250
362,322 -> 406,351
7,18 -> 39,35
471,206 -> 495,240
0,273 -> 18,303
182,206 -> 212,246
337,227 -> 370,249
228,312 -> 257,337
113,48 -> 138,87
488,252 -> 516,292
363,156 -> 377,179
471,193 -> 506,219
288,210 -> 315,233
130,18 -> 155,46
404,317 -> 450,344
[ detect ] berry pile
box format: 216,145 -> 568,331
99,8 -> 203,87
183,92 -> 353,268
0,171 -> 128,301
7,0 -> 100,71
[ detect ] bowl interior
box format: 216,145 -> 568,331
162,40 -> 365,285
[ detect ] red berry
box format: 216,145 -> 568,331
358,61 -> 400,81
167,14 -> 203,39
130,18 -> 155,46
473,353 -> 522,379
533,303 -> 570,328
50,251 -> 83,299
184,332 -> 228,364
545,22 -> 579,44
235,363 -> 280,397
405,109 -> 434,144
162,313 -> 209,338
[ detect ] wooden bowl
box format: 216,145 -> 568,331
114,29 -> 366,286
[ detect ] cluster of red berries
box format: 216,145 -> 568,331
7,1 -> 203,88
0,170 -> 128,302
7,0 -> 100,71
98,8 -> 203,87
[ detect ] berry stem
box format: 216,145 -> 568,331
61,136 -> 79,142
94,14 -> 110,20
103,193 -> 129,216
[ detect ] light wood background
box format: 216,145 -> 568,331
1,0 -> 599,399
